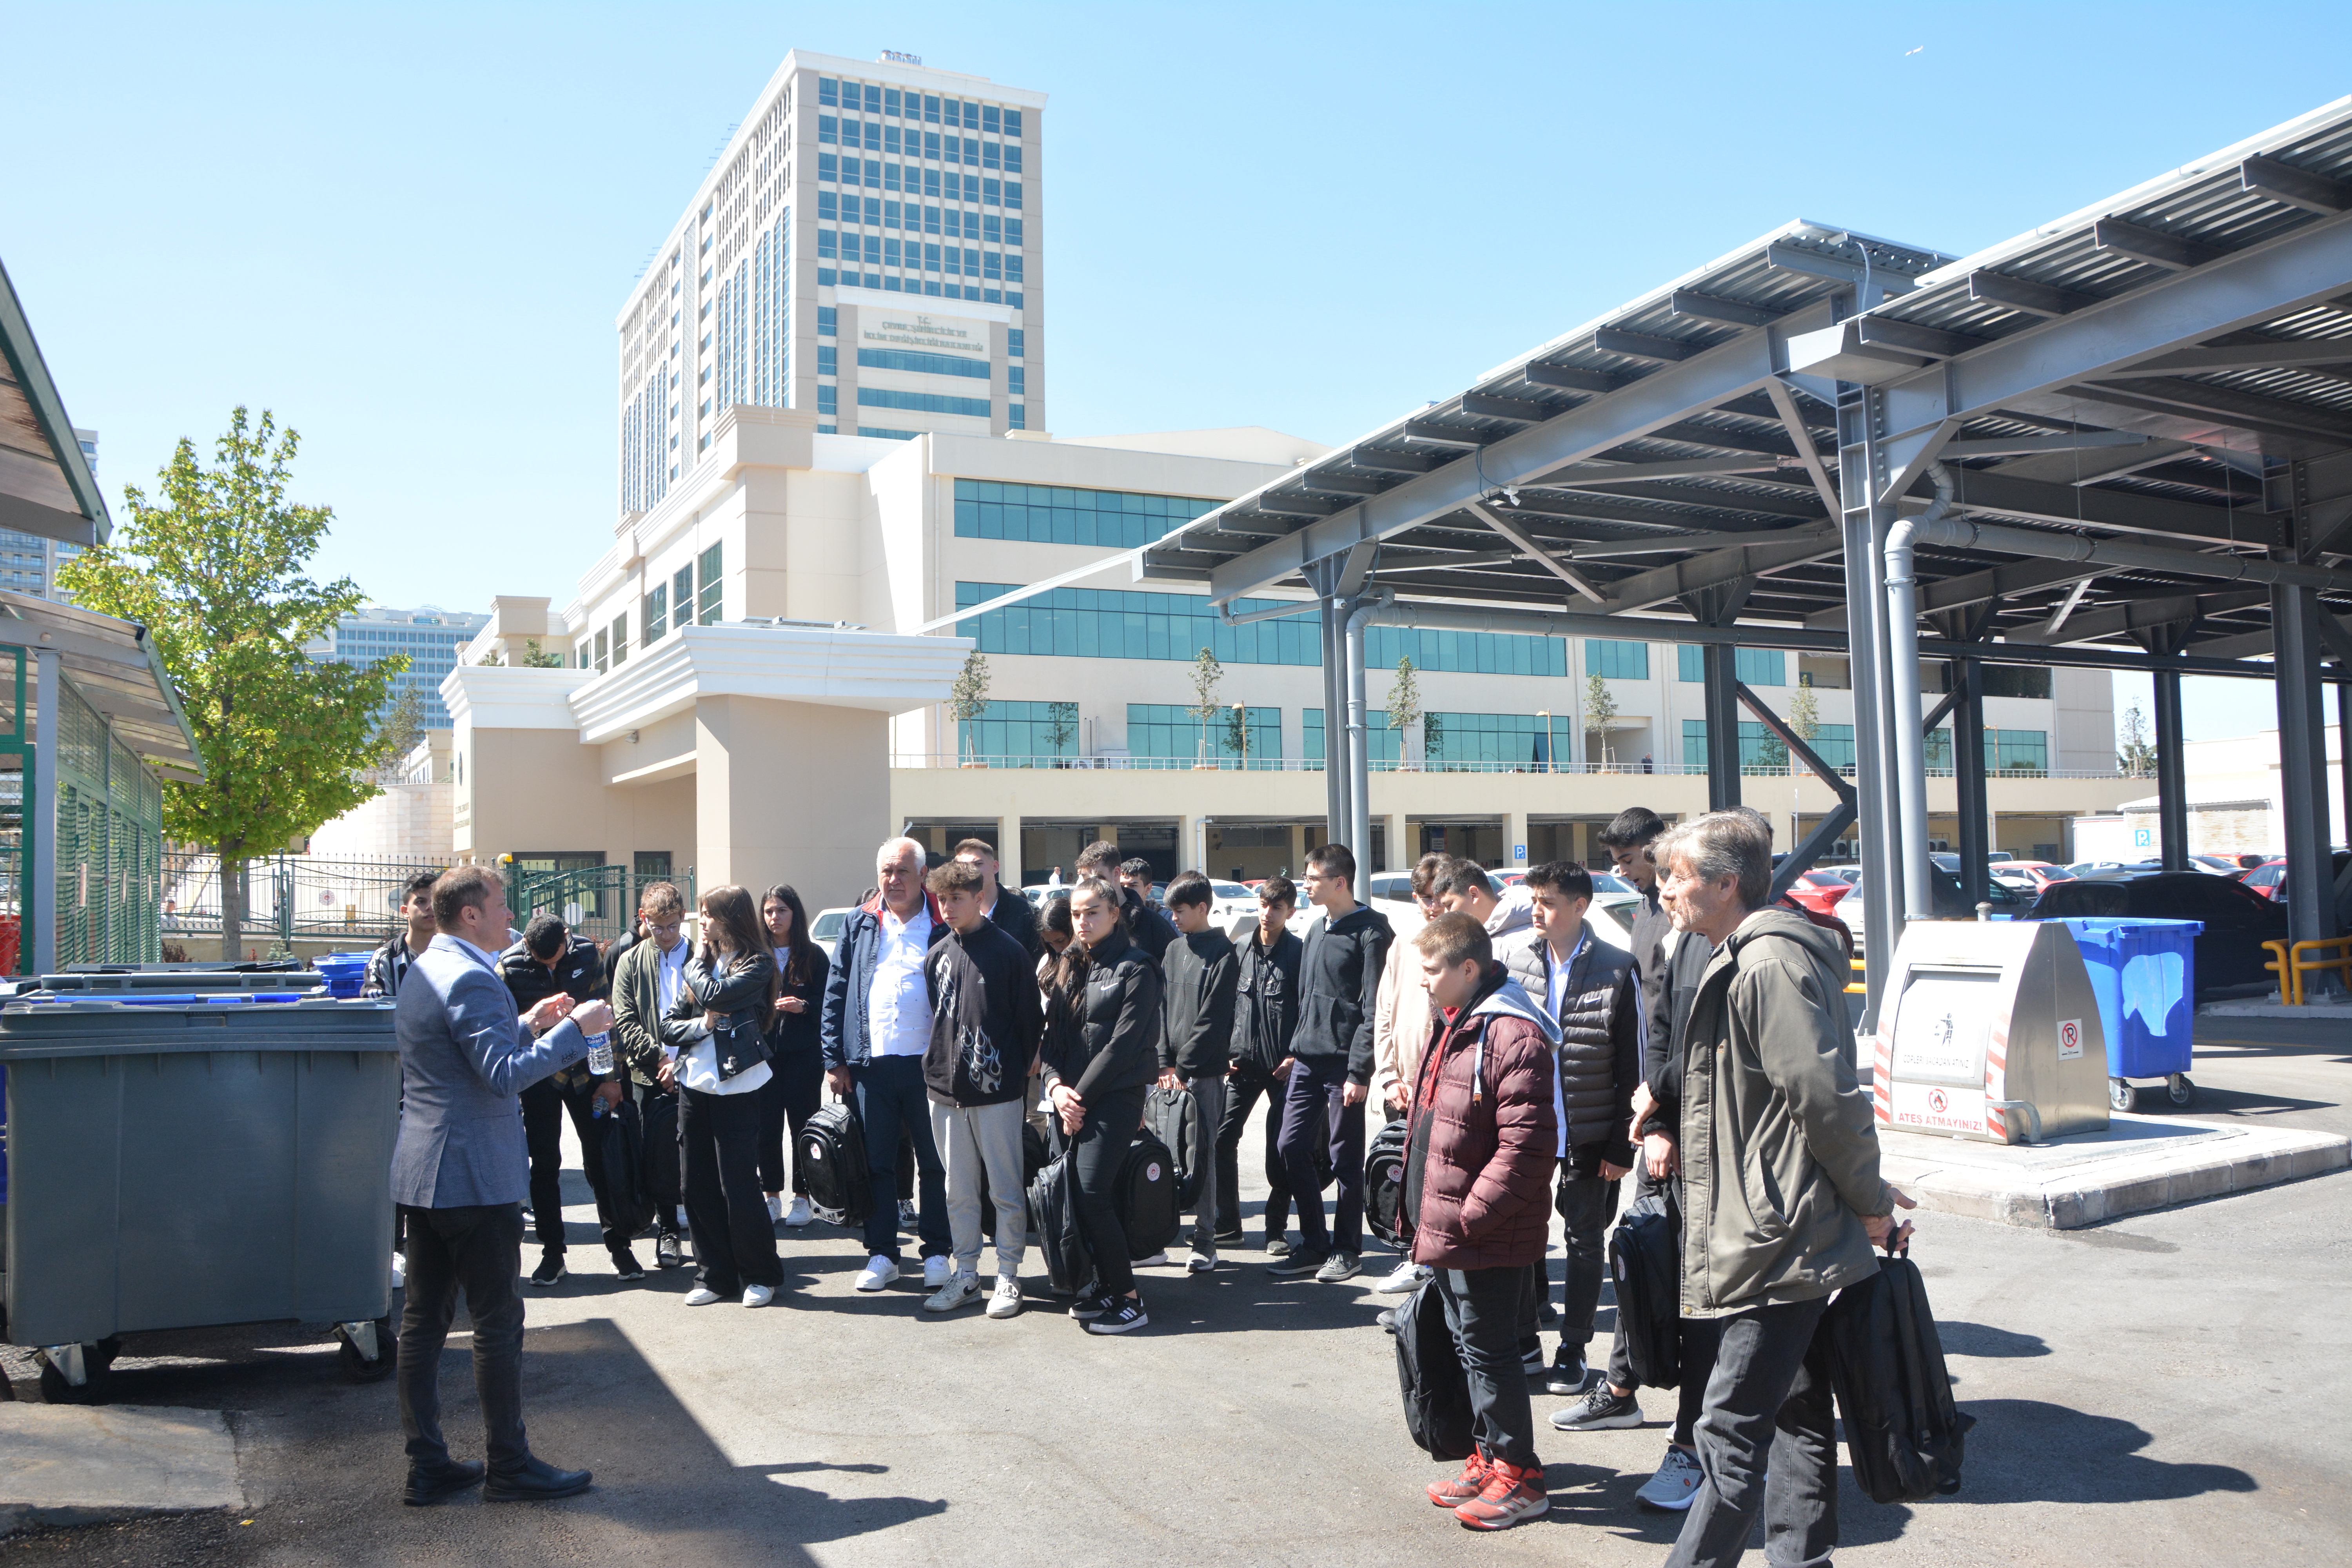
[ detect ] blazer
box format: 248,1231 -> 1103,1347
390,934 -> 590,1209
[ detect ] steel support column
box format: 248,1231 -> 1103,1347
2338,677 -> 2352,864
1702,642 -> 1741,810
1308,558 -> 1346,849
1952,657 -> 1991,908
29,650 -> 58,977
1842,386 -> 1901,1027
2274,463 -> 2339,971
2152,670 -> 2190,873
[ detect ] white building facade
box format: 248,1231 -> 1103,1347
615,50 -> 1044,524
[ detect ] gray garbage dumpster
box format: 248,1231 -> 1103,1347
0,995 -> 398,1403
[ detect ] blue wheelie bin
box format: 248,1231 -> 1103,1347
2053,917 -> 2202,1113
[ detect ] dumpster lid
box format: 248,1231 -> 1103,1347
0,996 -> 394,1060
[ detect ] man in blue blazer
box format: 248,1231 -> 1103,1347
392,864 -> 612,1505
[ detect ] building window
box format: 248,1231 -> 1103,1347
857,387 -> 990,418
609,612 -> 629,668
1682,720 -> 1785,770
1007,328 -> 1025,358
1007,403 -> 1026,430
1414,712 -> 1576,771
955,582 -> 1566,675
1926,728 -> 2050,775
818,77 -> 838,106
1585,639 -> 1649,681
817,306 -> 837,336
1299,708 -> 1402,768
695,544 -> 723,625
595,628 -> 609,674
1006,367 -> 1025,395
857,347 -> 989,379
672,564 -> 693,628
857,426 -> 921,440
1677,645 -> 1784,685
956,699 -> 1079,767
643,583 -> 668,642
1125,704 -> 1282,769
817,385 -> 837,416
817,345 -> 838,375
953,480 -> 1214,548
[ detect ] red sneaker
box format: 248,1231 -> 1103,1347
1426,1452 -> 1491,1507
1455,1459 -> 1550,1531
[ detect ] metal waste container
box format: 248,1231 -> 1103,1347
0,995 -> 397,1402
2052,917 -> 2201,1113
1874,918 -> 2111,1145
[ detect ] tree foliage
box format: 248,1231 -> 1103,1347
948,649 -> 991,760
58,408 -> 403,955
1189,646 -> 1223,763
521,638 -> 564,669
374,687 -> 425,774
2117,702 -> 2158,777
1584,674 -> 1617,768
1385,656 -> 1422,766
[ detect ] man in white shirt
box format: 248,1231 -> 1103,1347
821,837 -> 952,1292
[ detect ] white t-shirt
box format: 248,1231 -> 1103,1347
868,904 -> 935,1057
652,938 -> 690,1058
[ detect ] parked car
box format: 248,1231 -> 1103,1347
2029,871 -> 2288,998
2187,854 -> 2243,875
1784,869 -> 1855,919
1842,867 -> 2031,958
1991,860 -> 2075,894
2239,859 -> 2286,900
810,905 -> 855,963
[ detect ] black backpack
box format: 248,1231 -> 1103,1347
1392,1279 -> 1474,1461
1609,1187 -> 1684,1389
981,1120 -> 1051,1241
596,1096 -> 656,1238
640,1089 -> 681,1210
798,1103 -> 870,1224
1118,1128 -> 1182,1259
1363,1116 -> 1410,1248
1144,1085 -> 1208,1210
1822,1254 -> 1976,1503
1026,1149 -> 1094,1298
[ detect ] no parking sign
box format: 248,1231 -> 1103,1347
2057,1017 -> 2083,1060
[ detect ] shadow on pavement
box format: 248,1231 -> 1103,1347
1936,1321 -> 2051,1358
1953,1398 -> 2257,1505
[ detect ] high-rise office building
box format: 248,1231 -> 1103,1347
615,49 -> 1045,519
0,426 -> 96,600
309,605 -> 490,731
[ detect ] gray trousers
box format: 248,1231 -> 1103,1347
1185,1074 -> 1227,1252
1666,1296 -> 1837,1568
930,1098 -> 1028,1278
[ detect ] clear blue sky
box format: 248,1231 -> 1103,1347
9,3 -> 2350,743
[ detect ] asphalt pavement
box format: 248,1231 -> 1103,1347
7,1017 -> 2349,1566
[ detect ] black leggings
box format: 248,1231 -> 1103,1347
1071,1084 -> 1147,1299
757,1052 -> 825,1194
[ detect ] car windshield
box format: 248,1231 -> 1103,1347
1212,882 -> 1251,898
1591,872 -> 1634,894
812,911 -> 845,938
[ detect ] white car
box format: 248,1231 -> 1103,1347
810,905 -> 855,962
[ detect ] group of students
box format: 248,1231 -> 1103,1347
371,803 -> 1909,1559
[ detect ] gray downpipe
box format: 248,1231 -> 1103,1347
1345,594 -> 1385,903
1884,463 -> 1955,927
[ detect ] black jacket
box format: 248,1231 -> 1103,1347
1630,885 -> 1671,1071
1292,903 -> 1393,1085
660,947 -> 777,1082
924,918 -> 1045,1108
768,944 -> 831,1062
362,931 -> 425,999
1040,927 -> 1162,1102
1230,926 -> 1302,1076
987,887 -> 1042,960
1121,886 -> 1180,962
499,933 -> 609,1085
1160,926 -> 1239,1080
1642,931 -> 1712,1131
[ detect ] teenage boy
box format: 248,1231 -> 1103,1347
367,867 -> 443,1289
499,916 -> 628,1287
1405,912 -> 1561,1532
920,859 -> 1045,1319
1160,873 -> 1239,1274
1216,877 -> 1302,1249
1499,862 -> 1638,1397
1430,857 -> 1534,943
1076,839 -> 1177,960
1268,843 -> 1390,1284
611,881 -> 693,1269
954,837 -> 1040,960
1370,853 -> 1447,1295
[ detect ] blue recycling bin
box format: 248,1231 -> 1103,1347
2053,918 -> 2201,1107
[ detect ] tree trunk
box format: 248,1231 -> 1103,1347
220,851 -> 245,962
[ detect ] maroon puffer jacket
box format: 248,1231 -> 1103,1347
1405,966 -> 1561,1271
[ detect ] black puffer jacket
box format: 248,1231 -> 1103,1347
660,947 -> 777,1082
1499,926 -> 1640,1169
1230,926 -> 1302,1075
499,932 -> 609,1086
1039,927 -> 1162,1102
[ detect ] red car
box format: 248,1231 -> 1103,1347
1783,870 -> 1854,920
2239,859 -> 2287,900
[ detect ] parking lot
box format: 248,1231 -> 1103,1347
5,1012 -> 2348,1567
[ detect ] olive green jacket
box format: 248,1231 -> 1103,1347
611,935 -> 682,1086
1678,906 -> 1889,1317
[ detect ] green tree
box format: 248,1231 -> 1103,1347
1584,673 -> 1618,769
1189,646 -> 1224,765
58,408 -> 405,958
1385,655 -> 1422,768
1223,703 -> 1250,766
947,649 -> 991,762
374,687 -> 425,775
1044,699 -> 1078,765
521,638 -> 564,669
2117,702 -> 2157,777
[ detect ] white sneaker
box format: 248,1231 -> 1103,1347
1374,1259 -> 1431,1294
924,1272 -> 983,1312
783,1196 -> 813,1227
390,1251 -> 407,1290
922,1254 -> 953,1289
766,1194 -> 783,1222
987,1276 -> 1024,1319
1636,1445 -> 1705,1511
1133,1252 -> 1170,1268
682,1287 -> 723,1306
742,1283 -> 774,1308
854,1256 -> 900,1292
1186,1249 -> 1217,1274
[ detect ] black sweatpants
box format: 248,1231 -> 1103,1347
1214,1061 -> 1294,1238
1554,1163 -> 1622,1357
397,1201 -> 528,1472
757,1051 -> 825,1195
1278,1056 -> 1365,1257
1667,1296 -> 1837,1568
680,1084 -> 783,1294
1071,1083 -> 1147,1299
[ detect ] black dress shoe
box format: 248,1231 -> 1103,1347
484,1455 -> 593,1502
402,1459 -> 486,1506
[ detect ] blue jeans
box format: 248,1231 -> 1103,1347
852,1054 -> 950,1263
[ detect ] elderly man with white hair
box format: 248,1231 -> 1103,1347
821,836 -> 953,1291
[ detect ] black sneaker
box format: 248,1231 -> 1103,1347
1067,1293 -> 1114,1321
1084,1296 -> 1149,1335
1549,1383 -> 1645,1432
612,1250 -> 646,1282
655,1233 -> 682,1270
1545,1349 -> 1592,1396
1212,1227 -> 1244,1245
529,1254 -> 566,1288
1266,1252 -> 1330,1280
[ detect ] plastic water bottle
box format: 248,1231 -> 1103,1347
586,1031 -> 614,1078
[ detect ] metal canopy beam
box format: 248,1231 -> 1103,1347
1467,502 -> 1607,603
1943,468 -> 2284,546
2098,339 -> 2352,379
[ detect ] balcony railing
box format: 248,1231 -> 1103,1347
893,752 -> 2130,780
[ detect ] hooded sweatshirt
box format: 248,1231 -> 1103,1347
1290,902 -> 1394,1084
1160,925 -> 1239,1080
924,916 -> 1044,1108
1401,963 -> 1564,1271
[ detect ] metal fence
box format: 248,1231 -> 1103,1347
162,851 -> 451,952
887,751 -> 2107,780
